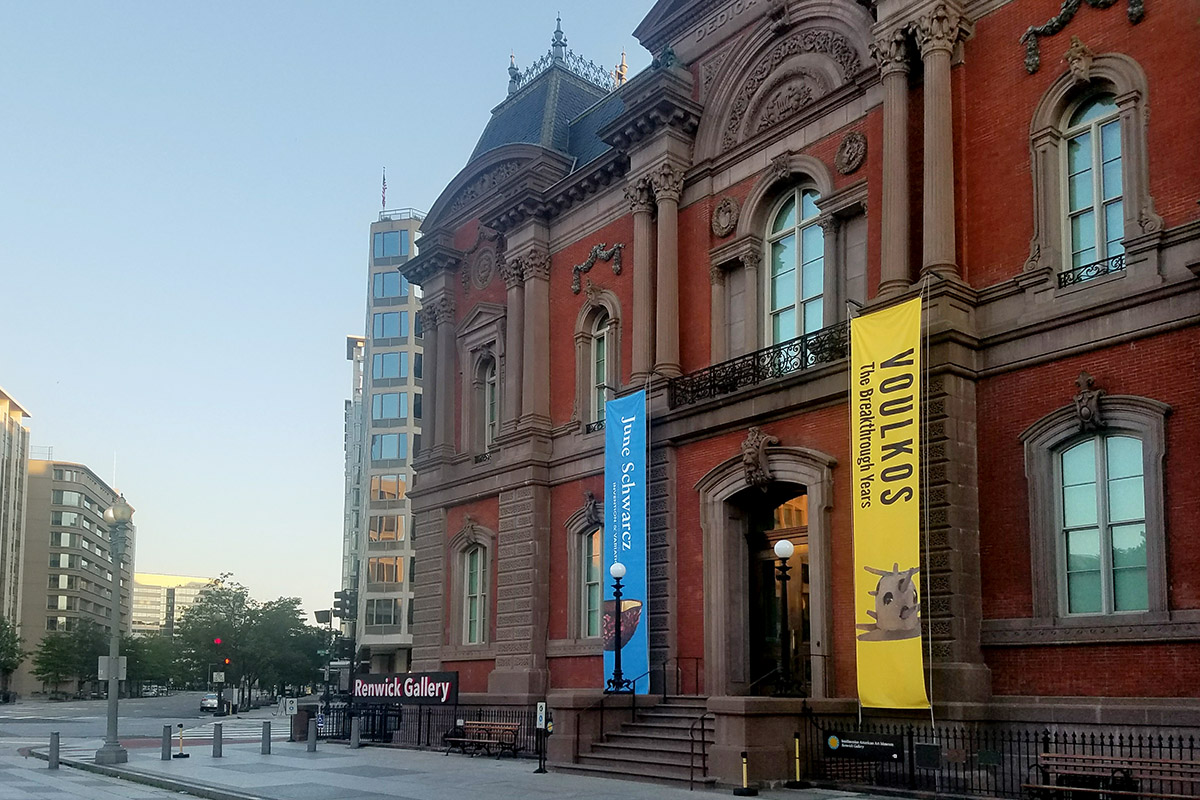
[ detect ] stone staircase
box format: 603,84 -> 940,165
557,696 -> 716,788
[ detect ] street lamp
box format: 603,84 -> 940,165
95,494 -> 133,765
605,562 -> 633,693
773,539 -> 796,695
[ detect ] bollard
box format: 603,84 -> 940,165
306,719 -> 317,752
48,732 -> 59,770
213,722 -> 223,758
261,721 -> 271,755
785,731 -> 803,788
161,725 -> 172,761
350,717 -> 360,749
173,723 -> 190,759
732,750 -> 758,796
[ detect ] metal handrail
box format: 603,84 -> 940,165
573,668 -> 652,761
1058,252 -> 1126,288
689,712 -> 714,791
660,656 -> 703,698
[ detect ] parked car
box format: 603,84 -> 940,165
200,693 -> 219,712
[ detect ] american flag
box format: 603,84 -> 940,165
381,168 -> 387,210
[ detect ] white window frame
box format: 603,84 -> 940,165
581,528 -> 602,638
765,186 -> 825,345
463,545 -> 486,645
591,313 -> 610,425
1062,94 -> 1123,270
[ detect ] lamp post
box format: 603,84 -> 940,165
95,495 -> 133,765
605,563 -> 633,693
773,539 -> 795,694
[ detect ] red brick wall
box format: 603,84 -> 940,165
960,0 -> 1200,288
549,656 -> 603,689
444,659 -> 494,694
444,499 -> 501,648
988,643 -> 1200,696
547,478 -> 604,642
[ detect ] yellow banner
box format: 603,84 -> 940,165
851,297 -> 929,709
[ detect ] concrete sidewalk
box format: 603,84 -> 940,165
48,739 -> 893,800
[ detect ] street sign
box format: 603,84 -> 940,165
284,697 -> 298,716
536,702 -> 547,730
97,656 -> 127,681
316,712 -> 326,730
212,671 -> 226,683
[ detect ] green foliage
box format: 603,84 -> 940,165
31,633 -> 74,690
0,618 -> 25,688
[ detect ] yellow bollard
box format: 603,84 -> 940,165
732,750 -> 758,796
173,723 -> 190,759
785,731 -> 804,788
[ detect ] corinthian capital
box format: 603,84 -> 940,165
912,3 -> 965,56
649,163 -> 685,203
427,294 -> 456,326
870,29 -> 909,76
510,247 -> 550,281
624,177 -> 655,215
498,256 -> 524,289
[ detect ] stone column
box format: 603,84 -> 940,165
415,306 -> 438,449
651,163 -> 684,378
872,28 -> 912,295
626,178 -> 656,383
741,249 -> 761,356
819,215 -> 841,324
710,266 -> 727,363
913,4 -> 964,279
519,249 -> 551,429
428,295 -> 456,456
499,257 -> 525,434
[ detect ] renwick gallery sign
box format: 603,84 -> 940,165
353,672 -> 459,705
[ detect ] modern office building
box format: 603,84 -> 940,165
399,2 -> 1200,788
131,573 -> 214,637
342,208 -> 425,673
12,460 -> 134,695
0,388 -> 31,627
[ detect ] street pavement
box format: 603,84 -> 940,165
21,736 -> 897,800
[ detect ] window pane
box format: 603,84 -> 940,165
1063,484 -> 1098,527
1104,200 -> 1124,256
800,189 -> 820,220
1067,570 -> 1103,614
771,196 -> 796,234
772,308 -> 796,343
1068,170 -> 1093,213
771,272 -> 794,312
801,224 -> 823,267
1071,211 -> 1096,263
1070,95 -> 1116,127
1101,157 -> 1122,201
373,233 -> 384,259
771,234 -> 795,275
1066,528 -> 1100,572
1067,132 -> 1092,174
1113,566 -> 1148,612
803,299 -> 823,335
1106,436 -> 1142,478
801,257 -> 823,301
1062,440 -> 1095,485
1107,476 -> 1144,522
1100,118 -> 1121,161
1111,523 -> 1146,569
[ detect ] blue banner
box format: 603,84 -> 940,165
603,390 -> 649,693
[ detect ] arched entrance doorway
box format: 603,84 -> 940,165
696,440 -> 835,698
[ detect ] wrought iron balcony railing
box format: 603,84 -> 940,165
584,419 -> 606,434
1058,253 -> 1126,288
668,320 -> 849,409
473,451 -> 492,464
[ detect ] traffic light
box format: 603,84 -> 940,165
333,590 -> 357,620
334,637 -> 354,660
222,657 -> 231,667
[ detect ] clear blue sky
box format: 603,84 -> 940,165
0,2 -> 652,621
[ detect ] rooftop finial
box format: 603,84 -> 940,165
613,49 -> 628,86
508,51 -> 521,95
552,13 -> 567,61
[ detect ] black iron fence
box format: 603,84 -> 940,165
1058,253 -> 1126,288
317,702 -> 540,757
800,711 -> 1198,799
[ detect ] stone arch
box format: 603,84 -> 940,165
693,1 -> 874,162
736,152 -> 835,240
695,444 -> 837,697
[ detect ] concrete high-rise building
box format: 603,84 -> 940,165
12,461 -> 134,696
342,207 -> 424,673
131,573 -> 215,637
0,388 -> 31,626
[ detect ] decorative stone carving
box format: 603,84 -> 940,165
448,159 -> 525,214
624,177 -> 654,215
1138,206 -> 1164,233
1064,35 -> 1095,83
709,265 -> 726,286
768,152 -> 792,182
652,44 -> 678,70
1073,371 -> 1106,431
741,426 -> 780,492
817,215 -> 840,234
711,197 -> 740,238
649,163 -> 685,202
721,29 -> 862,151
583,490 -> 600,527
911,3 -> 965,56
460,226 -> 504,292
835,131 -> 868,174
471,248 -> 497,290
1019,0 -> 1144,74
414,307 -> 436,336
700,49 -> 729,101
767,0 -> 792,33
742,249 -> 762,272
753,78 -> 817,134
870,29 -> 909,76
510,248 -> 550,282
427,295 -> 456,326
571,243 -> 625,294
498,256 -> 524,289
457,514 -> 482,546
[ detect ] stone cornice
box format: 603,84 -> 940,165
483,150 -> 629,234
401,231 -> 464,287
598,67 -> 702,152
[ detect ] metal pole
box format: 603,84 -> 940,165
777,558 -> 792,689
161,724 -> 171,760
49,732 -> 59,769
261,721 -> 271,754
213,722 -> 222,758
95,521 -> 127,765
351,716 -> 361,749
607,576 -> 629,692
307,718 -> 317,752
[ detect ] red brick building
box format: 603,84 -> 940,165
400,0 -> 1200,787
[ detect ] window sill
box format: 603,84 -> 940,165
441,644 -> 496,662
547,638 -> 603,658
980,610 -> 1200,646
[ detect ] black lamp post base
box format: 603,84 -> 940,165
733,788 -> 759,796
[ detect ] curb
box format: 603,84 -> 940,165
29,750 -> 268,800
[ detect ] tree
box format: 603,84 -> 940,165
68,620 -> 108,689
31,633 -> 74,694
0,619 -> 24,693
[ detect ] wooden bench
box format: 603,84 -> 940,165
443,721 -> 521,758
1023,751 -> 1200,799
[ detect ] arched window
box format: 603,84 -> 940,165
581,528 -> 602,638
1064,94 -> 1123,269
484,358 -> 498,449
463,544 -> 486,644
591,313 -> 610,425
766,188 -> 824,344
1059,434 -> 1146,614
471,354 -> 498,453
